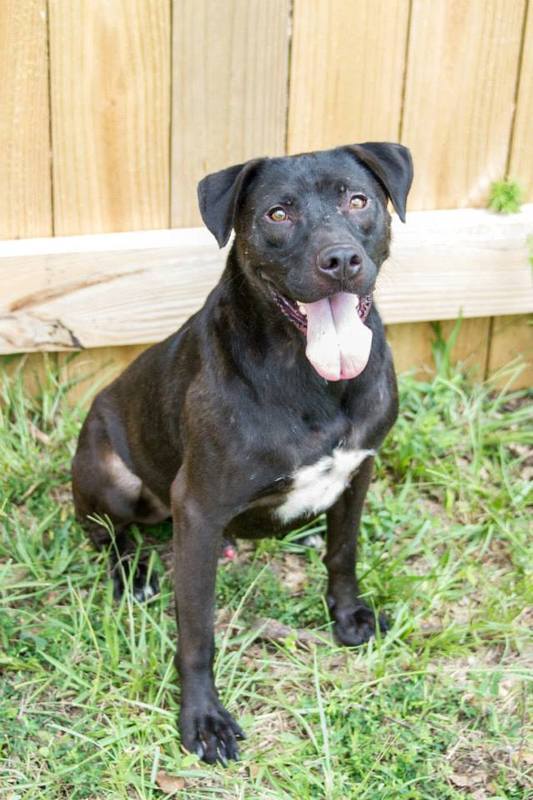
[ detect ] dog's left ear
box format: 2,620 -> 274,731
197,158 -> 263,247
346,142 -> 413,222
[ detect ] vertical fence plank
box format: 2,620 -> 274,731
58,344 -> 150,405
488,3 -> 533,389
487,315 -> 532,387
0,1 -> 53,388
509,0 -> 533,197
49,0 -> 171,400
0,0 -> 51,239
403,0 -> 525,211
49,0 -> 171,236
388,317 -> 507,383
393,0 -> 526,380
386,317 -> 497,381
171,0 -> 290,228
287,0 -> 409,153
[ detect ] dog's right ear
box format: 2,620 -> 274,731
197,159 -> 263,248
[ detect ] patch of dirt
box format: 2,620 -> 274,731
49,485 -> 73,506
155,770 -> 186,794
447,738 -> 530,798
415,496 -> 452,524
428,645 -> 531,722
2,565 -> 29,586
404,553 -> 434,576
427,648 -> 501,686
500,393 -> 532,413
508,442 -> 533,482
275,553 -> 309,595
479,538 -> 514,569
252,707 -> 301,754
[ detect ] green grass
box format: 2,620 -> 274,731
487,180 -> 523,215
1,353 -> 532,799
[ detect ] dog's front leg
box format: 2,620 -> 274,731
171,474 -> 244,765
325,455 -> 387,646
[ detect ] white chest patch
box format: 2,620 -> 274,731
276,448 -> 374,524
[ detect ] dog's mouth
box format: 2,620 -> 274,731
269,285 -> 374,382
270,287 -> 372,332
270,288 -> 308,333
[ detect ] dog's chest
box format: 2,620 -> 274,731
275,447 -> 374,524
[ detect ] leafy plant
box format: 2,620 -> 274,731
487,179 -> 523,214
430,317 -> 463,381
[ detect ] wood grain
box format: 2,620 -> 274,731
509,0 -> 533,199
378,206 -> 532,322
62,345 -> 150,405
1,207 -> 531,354
287,0 -> 409,153
487,315 -> 533,388
387,317 -> 498,381
0,0 -> 51,239
3,0 -> 531,393
48,0 -> 171,391
48,0 -> 171,235
402,0 -> 525,211
0,228 -> 228,352
498,0 -> 533,387
396,0 -> 526,378
386,322 -> 433,378
171,0 -> 290,227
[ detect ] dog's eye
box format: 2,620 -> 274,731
267,206 -> 288,222
349,194 -> 368,210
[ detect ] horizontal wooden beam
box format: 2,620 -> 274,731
1,206 -> 532,354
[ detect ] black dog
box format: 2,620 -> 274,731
72,141 -> 413,764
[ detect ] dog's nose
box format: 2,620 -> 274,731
317,245 -> 362,281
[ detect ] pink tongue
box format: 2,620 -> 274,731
302,293 -> 372,381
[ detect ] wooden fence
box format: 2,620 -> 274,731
1,0 -> 532,397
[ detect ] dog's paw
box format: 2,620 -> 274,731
179,700 -> 245,766
332,602 -> 388,647
112,561 -> 160,602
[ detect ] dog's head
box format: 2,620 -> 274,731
198,143 -> 413,381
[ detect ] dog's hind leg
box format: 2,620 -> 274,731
72,442 -> 166,601
82,514 -> 161,602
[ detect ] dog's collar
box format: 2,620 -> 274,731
270,289 -> 373,334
